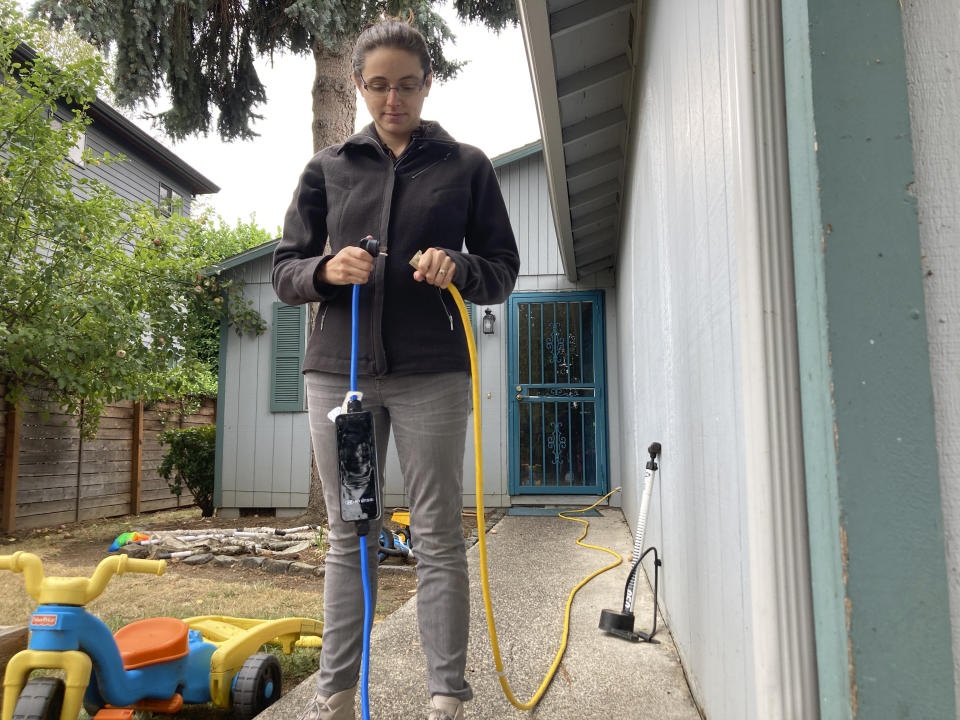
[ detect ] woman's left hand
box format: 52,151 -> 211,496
413,248 -> 456,289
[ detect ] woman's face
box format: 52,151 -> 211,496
355,47 -> 432,146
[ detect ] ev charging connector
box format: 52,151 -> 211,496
599,442 -> 662,643
336,401 -> 382,528
336,236 -> 385,531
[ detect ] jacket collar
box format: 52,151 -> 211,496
338,121 -> 457,155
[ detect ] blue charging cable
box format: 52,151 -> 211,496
352,281 -> 374,720
348,238 -> 380,720
350,281 -> 360,402
359,530 -> 374,720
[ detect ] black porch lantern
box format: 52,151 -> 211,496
482,308 -> 496,335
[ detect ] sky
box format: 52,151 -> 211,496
126,5 -> 541,231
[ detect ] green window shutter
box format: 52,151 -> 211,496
271,302 -> 305,412
465,301 -> 475,332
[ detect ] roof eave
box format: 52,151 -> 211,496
86,101 -> 220,196
517,0 -> 579,283
207,238 -> 280,274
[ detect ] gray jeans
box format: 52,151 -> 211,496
305,371 -> 473,702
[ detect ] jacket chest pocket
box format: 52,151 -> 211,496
427,185 -> 470,246
326,180 -> 382,244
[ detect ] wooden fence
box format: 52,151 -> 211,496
0,387 -> 215,532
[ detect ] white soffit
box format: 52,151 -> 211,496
517,0 -> 637,281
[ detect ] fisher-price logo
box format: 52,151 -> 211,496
31,614 -> 59,628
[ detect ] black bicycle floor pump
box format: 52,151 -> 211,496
599,442 -> 662,643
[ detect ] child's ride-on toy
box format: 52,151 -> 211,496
0,552 -> 323,720
377,510 -> 414,564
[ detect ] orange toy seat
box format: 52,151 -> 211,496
94,710 -> 134,720
113,617 -> 190,670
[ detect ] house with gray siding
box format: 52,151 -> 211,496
12,43 -> 219,216
515,1 -> 960,719
212,242 -> 313,517
204,2 -> 960,717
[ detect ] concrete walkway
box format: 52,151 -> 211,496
256,509 -> 700,719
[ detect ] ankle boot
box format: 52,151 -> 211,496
427,694 -> 465,720
297,685 -> 357,720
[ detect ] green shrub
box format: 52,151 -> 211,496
158,425 -> 216,516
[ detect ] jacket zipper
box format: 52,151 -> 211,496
436,289 -> 454,331
410,150 -> 453,179
318,303 -> 329,332
372,148 -> 395,376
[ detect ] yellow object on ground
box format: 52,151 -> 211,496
183,615 -> 323,708
2,649 -> 91,720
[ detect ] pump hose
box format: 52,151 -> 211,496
446,283 -> 624,711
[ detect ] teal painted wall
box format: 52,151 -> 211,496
782,0 -> 955,717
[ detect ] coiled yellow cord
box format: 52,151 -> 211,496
447,283 -> 624,711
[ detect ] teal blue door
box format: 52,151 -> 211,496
508,291 -> 608,495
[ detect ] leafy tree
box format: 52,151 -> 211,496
31,0 -> 517,151
0,7 -> 268,435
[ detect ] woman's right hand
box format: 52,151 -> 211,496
318,246 -> 375,285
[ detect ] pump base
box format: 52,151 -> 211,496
599,609 -> 659,644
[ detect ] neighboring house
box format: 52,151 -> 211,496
12,44 -> 220,216
515,1 -> 958,719
0,44 -> 220,532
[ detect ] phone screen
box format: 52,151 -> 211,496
335,410 -> 381,522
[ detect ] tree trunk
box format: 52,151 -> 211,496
311,38 -> 358,153
307,38 -> 358,511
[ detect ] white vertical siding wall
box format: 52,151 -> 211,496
617,1 -> 752,717
219,255 -> 312,513
901,1 -> 960,706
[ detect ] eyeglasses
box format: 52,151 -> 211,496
359,73 -> 427,97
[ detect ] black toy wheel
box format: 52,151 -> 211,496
82,678 -> 105,716
232,653 -> 282,719
12,677 -> 65,720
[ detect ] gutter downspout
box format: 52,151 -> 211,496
729,0 -> 820,715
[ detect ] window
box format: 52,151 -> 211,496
271,302 -> 306,412
158,182 -> 183,216
50,116 -> 85,166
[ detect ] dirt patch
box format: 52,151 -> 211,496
0,505 -> 504,718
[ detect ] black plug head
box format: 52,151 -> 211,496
358,235 -> 381,257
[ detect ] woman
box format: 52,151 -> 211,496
272,18 -> 520,720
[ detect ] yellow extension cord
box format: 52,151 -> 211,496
448,283 -> 624,711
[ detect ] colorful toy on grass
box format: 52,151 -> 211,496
106,532 -> 150,552
377,510 -> 414,564
0,552 -> 323,720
